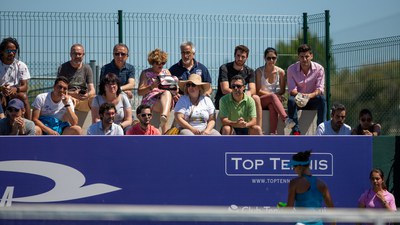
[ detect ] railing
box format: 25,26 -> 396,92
1,204 -> 399,225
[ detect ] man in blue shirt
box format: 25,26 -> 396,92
87,102 -> 124,135
169,41 -> 212,96
100,43 -> 135,99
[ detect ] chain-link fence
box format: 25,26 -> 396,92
330,36 -> 400,135
3,10 -> 398,135
0,10 -> 306,109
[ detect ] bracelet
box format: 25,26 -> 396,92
64,104 -> 71,108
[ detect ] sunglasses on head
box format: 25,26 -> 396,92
114,52 -> 127,57
140,113 -> 152,118
6,107 -> 20,112
185,83 -> 197,88
231,84 -> 243,89
6,49 -> 17,54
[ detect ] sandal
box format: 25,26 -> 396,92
160,114 -> 168,125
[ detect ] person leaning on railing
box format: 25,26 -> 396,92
351,109 -> 381,136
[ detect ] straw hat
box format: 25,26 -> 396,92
178,74 -> 208,90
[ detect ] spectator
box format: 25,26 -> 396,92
287,44 -> 326,135
0,37 -> 31,119
214,45 -> 262,127
287,150 -> 335,225
174,74 -> 220,135
87,102 -> 123,135
255,47 -> 295,134
126,104 -> 161,135
169,41 -> 212,96
32,76 -> 81,135
57,43 -> 95,112
91,73 -> 132,133
352,109 -> 381,136
137,48 -> 178,134
358,168 -> 396,211
316,103 -> 351,135
219,75 -> 262,135
0,98 -> 35,135
100,43 -> 135,99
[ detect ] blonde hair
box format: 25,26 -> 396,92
147,48 -> 168,65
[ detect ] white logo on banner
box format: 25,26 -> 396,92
0,160 -> 121,207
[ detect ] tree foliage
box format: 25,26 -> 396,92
331,61 -> 400,135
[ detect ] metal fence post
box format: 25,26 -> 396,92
303,12 -> 308,44
325,10 -> 331,120
89,60 -> 97,92
118,10 -> 123,43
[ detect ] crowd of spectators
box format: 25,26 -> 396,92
0,37 -> 382,136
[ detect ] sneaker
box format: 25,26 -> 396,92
291,131 -> 301,135
284,118 -> 295,130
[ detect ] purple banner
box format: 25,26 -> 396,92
0,136 -> 372,223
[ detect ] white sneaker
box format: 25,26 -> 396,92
285,118 -> 295,129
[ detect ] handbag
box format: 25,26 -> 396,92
157,75 -> 178,91
164,126 -> 180,135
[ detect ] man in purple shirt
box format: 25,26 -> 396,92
287,44 -> 326,135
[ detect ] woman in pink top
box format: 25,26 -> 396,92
255,47 -> 294,134
358,168 -> 396,211
138,49 -> 178,134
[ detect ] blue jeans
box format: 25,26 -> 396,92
287,95 -> 326,132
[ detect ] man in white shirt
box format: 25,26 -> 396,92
0,37 -> 31,119
32,76 -> 82,135
316,103 -> 351,135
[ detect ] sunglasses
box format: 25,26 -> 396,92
57,85 -> 68,90
6,49 -> 17,54
361,118 -> 372,122
185,83 -> 197,88
155,62 -> 166,65
114,52 -> 128,57
6,107 -> 20,112
266,56 -> 277,61
181,51 -> 192,55
140,113 -> 152,118
231,84 -> 244,89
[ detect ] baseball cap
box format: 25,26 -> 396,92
7,98 -> 24,110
